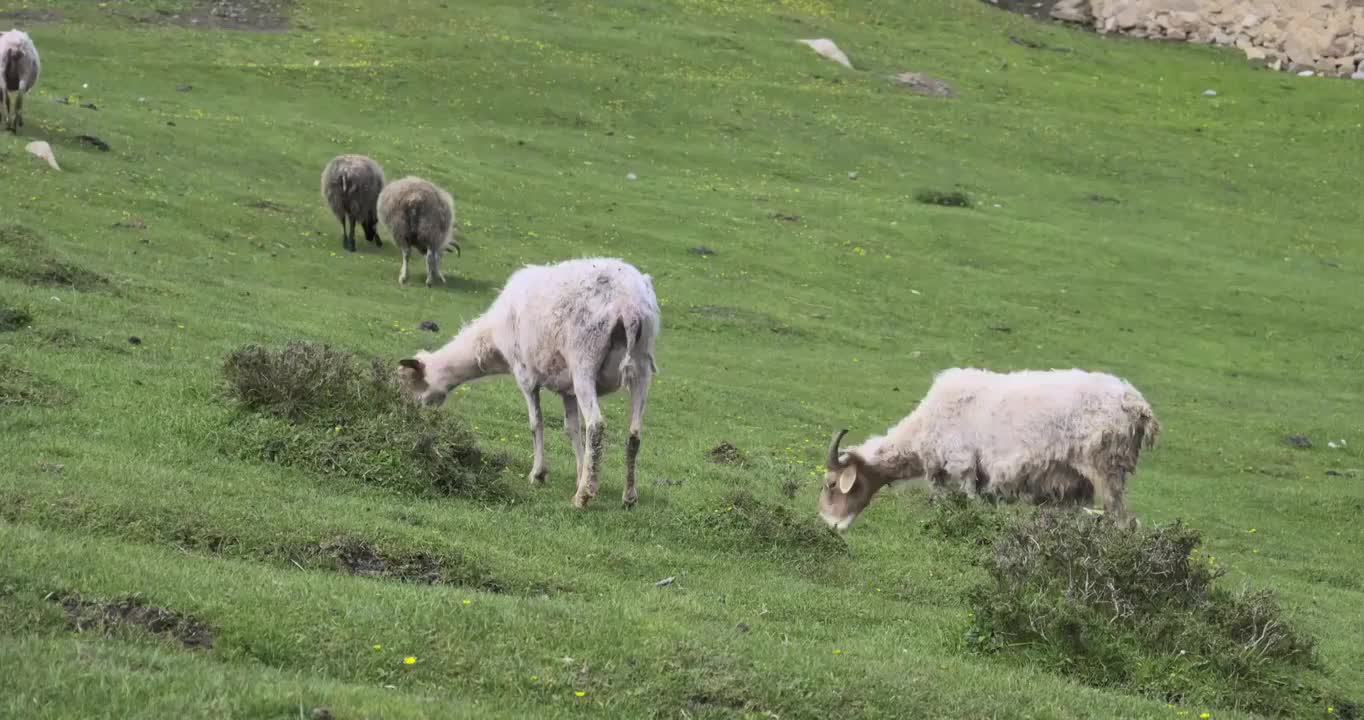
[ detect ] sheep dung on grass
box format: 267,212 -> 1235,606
398,257 -> 660,509
0,29 -> 41,134
818,368 -> 1160,532
377,176 -> 461,287
320,154 -> 385,253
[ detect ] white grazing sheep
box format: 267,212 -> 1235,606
1,30 -> 41,134
818,368 -> 1160,532
376,176 -> 460,287
398,257 -> 660,509
321,154 -> 385,253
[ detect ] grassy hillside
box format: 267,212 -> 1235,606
2,0 -> 1361,717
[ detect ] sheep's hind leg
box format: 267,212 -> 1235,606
562,394 -> 584,484
13,90 -> 22,131
569,375 -> 604,509
425,249 -> 445,287
521,384 -> 547,485
622,367 -> 653,509
398,245 -> 411,286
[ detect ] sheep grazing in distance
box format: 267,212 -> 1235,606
398,257 -> 661,509
0,29 -> 41,134
377,176 -> 461,287
321,154 -> 385,253
818,368 -> 1160,532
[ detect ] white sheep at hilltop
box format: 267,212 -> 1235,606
398,257 -> 661,509
1,29 -> 41,134
321,154 -> 385,253
377,176 -> 460,287
818,368 -> 1160,532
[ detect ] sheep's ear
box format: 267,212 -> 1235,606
836,464 -> 859,494
398,357 -> 425,379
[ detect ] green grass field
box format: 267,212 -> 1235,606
2,0 -> 1362,717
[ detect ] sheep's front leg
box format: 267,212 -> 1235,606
622,370 -> 652,509
521,384 -> 547,485
570,375 -> 604,509
398,245 -> 411,286
425,249 -> 445,287
1101,470 -> 1133,528
562,394 -> 584,482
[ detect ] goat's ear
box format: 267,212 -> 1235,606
836,464 -> 859,494
398,357 -> 425,379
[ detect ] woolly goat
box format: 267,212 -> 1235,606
376,176 -> 460,287
398,257 -> 660,509
818,368 -> 1160,531
321,154 -> 385,252
0,30 -> 40,134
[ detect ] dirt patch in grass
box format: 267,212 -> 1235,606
963,510 -> 1348,716
707,441 -> 746,466
107,0 -> 294,31
0,358 -> 71,408
220,342 -> 510,500
0,302 -> 33,332
0,8 -> 62,23
915,189 -> 974,208
983,0 -> 1068,23
891,72 -> 955,97
316,537 -> 506,592
50,591 -> 214,650
249,198 -> 290,212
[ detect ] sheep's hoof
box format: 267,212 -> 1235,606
529,469 -> 547,485
572,492 -> 592,509
622,491 -> 637,509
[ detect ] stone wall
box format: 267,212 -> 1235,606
1050,0 -> 1364,76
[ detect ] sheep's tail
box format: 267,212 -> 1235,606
617,311 -> 659,386
404,198 -> 420,246
339,169 -> 350,196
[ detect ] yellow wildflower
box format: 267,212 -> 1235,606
574,691 -> 586,697
403,656 -> 416,665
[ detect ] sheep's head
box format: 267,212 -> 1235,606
397,354 -> 448,407
817,429 -> 879,532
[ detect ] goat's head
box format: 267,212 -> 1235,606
817,429 -> 879,532
397,353 -> 448,407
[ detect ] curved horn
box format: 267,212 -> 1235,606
826,428 -> 849,470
